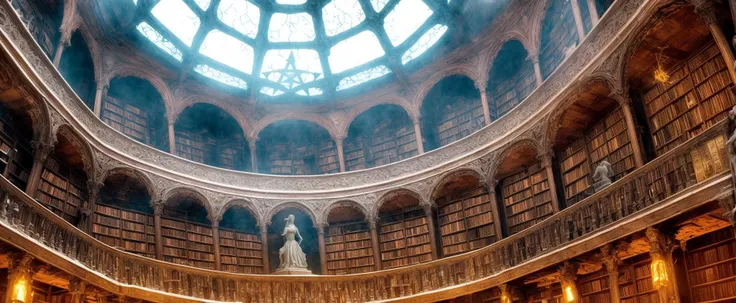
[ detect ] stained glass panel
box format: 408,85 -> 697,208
136,22 -> 183,61
329,31 -> 384,73
384,0 -> 433,46
199,30 -> 255,74
194,65 -> 248,89
337,65 -> 391,90
217,0 -> 260,38
401,24 -> 448,64
322,0 -> 365,36
151,0 -> 200,46
261,49 -> 322,89
268,13 -> 316,42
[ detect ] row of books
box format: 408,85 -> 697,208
327,257 -> 375,270
326,239 -> 372,253
220,246 -> 263,258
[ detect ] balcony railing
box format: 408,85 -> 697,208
0,121 -> 729,302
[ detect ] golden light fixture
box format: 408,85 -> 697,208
654,47 -> 670,84
651,258 -> 670,289
564,286 -> 575,302
12,279 -> 27,303
501,294 -> 511,303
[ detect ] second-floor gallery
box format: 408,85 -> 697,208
0,0 -> 734,302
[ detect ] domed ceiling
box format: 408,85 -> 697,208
127,0 -> 499,101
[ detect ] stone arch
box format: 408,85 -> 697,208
487,138 -> 543,182
102,65 -> 176,117
172,97 -> 252,138
55,124 -> 96,179
265,201 -> 319,227
252,113 -> 340,140
321,200 -> 370,226
480,34 -> 535,81
75,25 -> 103,84
160,187 -> 214,220
373,188 -> 424,219
413,64 -> 481,111
342,97 -> 417,137
97,167 -> 157,202
429,168 -> 488,201
218,198 -> 262,227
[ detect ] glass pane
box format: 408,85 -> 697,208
136,22 -> 184,61
260,86 -> 285,96
261,49 -> 323,89
369,0 -> 388,12
296,87 -> 323,96
268,13 -> 316,42
193,0 -> 211,10
276,0 -> 307,4
217,0 -> 260,38
384,0 -> 433,46
322,0 -> 365,37
337,65 -> 391,90
401,24 -> 448,64
329,30 -> 384,73
199,30 -> 255,74
194,65 -> 248,89
151,0 -> 201,46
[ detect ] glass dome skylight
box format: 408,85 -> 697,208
134,0 -> 453,99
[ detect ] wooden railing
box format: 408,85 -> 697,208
0,122 -> 729,302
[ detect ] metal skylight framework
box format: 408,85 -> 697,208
134,0 -> 453,99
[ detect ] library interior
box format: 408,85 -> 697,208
0,0 -> 735,302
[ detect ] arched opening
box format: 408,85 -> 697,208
267,208 -> 320,274
161,193 -> 214,269
58,31 -> 96,110
540,0 -> 580,79
420,75 -> 484,152
551,82 -> 637,207
103,77 -> 169,151
494,144 -> 553,236
257,120 -> 338,175
595,0 -> 615,19
93,172 -> 155,258
11,0 -> 63,58
487,40 -> 536,119
219,205 -> 264,274
432,173 -> 498,257
0,87 -> 38,191
626,5 -> 734,157
345,105 -> 417,171
174,103 -> 249,171
377,192 -> 433,269
35,130 -> 89,225
324,203 -> 374,274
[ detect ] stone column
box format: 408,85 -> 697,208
586,0 -> 599,26
93,81 -> 108,118
83,180 -> 104,233
601,244 -> 622,303
368,218 -> 382,270
475,81 -> 492,125
52,32 -> 72,68
530,52 -> 544,87
25,141 -> 54,196
168,121 -> 176,155
558,261 -> 580,303
694,2 -> 736,85
569,0 -> 586,42
249,139 -> 258,173
4,254 -> 34,303
621,99 -> 645,168
646,227 -> 679,302
68,278 -> 87,303
539,151 -> 561,213
259,224 -> 270,273
211,219 -> 222,271
317,223 -> 328,274
335,137 -> 346,172
153,203 -> 164,260
412,117 -> 425,154
486,180 -> 505,240
421,203 -> 439,260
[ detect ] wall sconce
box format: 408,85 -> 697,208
651,258 -> 669,289
653,47 -> 670,84
564,285 -> 576,302
12,279 -> 27,303
501,294 -> 511,303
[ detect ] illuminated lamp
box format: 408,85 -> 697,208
650,257 -> 669,289
564,285 -> 575,302
12,279 -> 27,303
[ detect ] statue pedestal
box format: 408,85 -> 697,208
273,267 -> 313,275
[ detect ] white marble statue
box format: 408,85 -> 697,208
275,214 -> 311,275
592,160 -> 614,193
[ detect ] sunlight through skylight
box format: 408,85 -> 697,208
261,49 -> 323,88
369,0 -> 388,12
199,30 -> 255,74
194,65 -> 248,89
384,0 -> 433,46
151,0 -> 200,46
322,0 -> 366,36
136,22 -> 183,61
217,0 -> 260,39
193,0 -> 211,10
329,31 -> 384,74
276,0 -> 307,5
268,13 -> 316,42
337,65 -> 391,90
402,24 -> 448,64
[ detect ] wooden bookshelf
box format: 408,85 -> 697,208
642,43 -> 736,156
436,97 -> 485,147
93,203 -> 156,258
102,96 -> 151,145
265,140 -> 338,175
35,156 -> 86,223
500,163 -> 554,235
489,63 -> 537,118
0,110 -> 33,190
344,139 -> 366,170
160,216 -> 216,269
618,255 -> 658,303
558,106 -> 636,206
324,221 -> 375,274
218,228 -> 264,274
345,126 -> 418,171
577,268 -> 611,303
437,186 -> 498,257
175,130 -> 212,164
318,140 -> 340,174
378,207 -> 433,269
540,0 -> 579,79
528,284 -> 563,303
684,227 -> 736,302
175,130 -> 246,170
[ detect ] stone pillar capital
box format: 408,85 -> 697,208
31,140 -> 55,162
